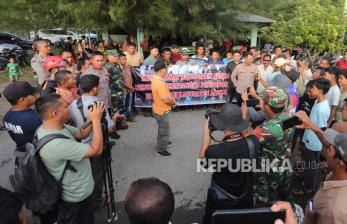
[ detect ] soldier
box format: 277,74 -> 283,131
31,39 -> 51,85
251,87 -> 295,207
104,50 -> 125,116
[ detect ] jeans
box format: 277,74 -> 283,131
153,111 -> 170,152
124,92 -> 133,118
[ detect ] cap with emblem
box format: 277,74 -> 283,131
260,86 -> 288,108
274,58 -> 288,67
180,48 -> 190,54
104,49 -> 119,57
3,81 -> 40,102
324,129 -> 347,163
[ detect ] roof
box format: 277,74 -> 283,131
218,10 -> 274,24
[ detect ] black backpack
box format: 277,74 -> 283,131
9,134 -> 75,214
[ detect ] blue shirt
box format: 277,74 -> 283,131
302,99 -> 330,151
3,109 -> 42,150
223,58 -> 233,64
208,58 -> 223,65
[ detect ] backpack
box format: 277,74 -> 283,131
9,134 -> 75,214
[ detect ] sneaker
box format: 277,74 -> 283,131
110,132 -> 120,139
168,141 -> 172,147
156,151 -> 172,157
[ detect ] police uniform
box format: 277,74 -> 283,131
253,87 -> 295,207
82,66 -> 111,107
31,55 -> 49,85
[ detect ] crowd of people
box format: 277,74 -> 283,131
0,35 -> 347,224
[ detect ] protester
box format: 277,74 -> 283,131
55,70 -> 79,105
250,46 -> 261,65
283,49 -> 297,71
222,50 -> 233,64
296,57 -> 313,96
0,186 -> 27,224
143,46 -> 159,66
31,39 -> 51,85
97,40 -> 106,52
207,48 -> 223,65
191,44 -> 208,65
124,42 -> 143,67
82,51 -> 111,107
176,48 -> 193,66
36,94 -> 105,224
331,98 -> 347,132
336,49 -> 347,70
2,81 -> 41,152
294,111 -> 347,224
159,47 -> 172,66
246,87 -> 295,206
319,56 -> 331,69
336,70 -> 347,122
325,67 -> 340,127
118,53 -> 135,122
226,50 -> 242,103
312,66 -> 326,80
64,37 -> 74,53
199,104 -> 261,224
301,78 -> 331,192
151,60 -> 176,157
282,68 -> 300,112
170,44 -> 182,64
271,45 -> 283,64
230,52 -> 257,106
124,178 -> 174,224
256,53 -> 273,93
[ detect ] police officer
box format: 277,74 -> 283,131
31,39 -> 51,85
248,87 -> 295,207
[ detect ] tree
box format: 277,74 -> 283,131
261,0 -> 346,60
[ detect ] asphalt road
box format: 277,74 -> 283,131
0,99 -> 213,223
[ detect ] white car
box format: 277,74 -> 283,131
37,29 -> 79,45
78,30 -> 98,39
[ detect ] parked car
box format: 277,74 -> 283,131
0,32 -> 33,55
0,42 -> 27,66
78,30 -> 98,40
37,29 -> 78,45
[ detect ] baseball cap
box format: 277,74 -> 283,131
44,56 -> 67,71
180,48 -> 190,54
153,60 -> 168,72
269,75 -> 290,94
3,81 -> 40,102
210,103 -> 249,132
281,68 -> 298,83
274,58 -> 288,67
260,86 -> 288,108
324,129 -> 347,163
104,49 -> 119,57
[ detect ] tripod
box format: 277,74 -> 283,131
101,117 -> 118,223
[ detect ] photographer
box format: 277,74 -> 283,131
199,103 -> 261,224
36,94 -> 105,224
69,74 -> 121,208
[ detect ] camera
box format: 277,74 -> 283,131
88,101 -> 107,122
205,110 -> 220,132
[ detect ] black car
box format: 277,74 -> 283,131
0,32 -> 33,55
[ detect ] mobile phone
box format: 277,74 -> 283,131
212,208 -> 285,224
246,99 -> 260,108
282,116 -> 302,130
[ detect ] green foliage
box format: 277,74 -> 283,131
261,0 -> 346,55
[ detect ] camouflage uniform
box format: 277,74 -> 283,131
253,87 -> 295,207
105,50 -> 125,115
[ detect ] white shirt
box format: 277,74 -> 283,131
326,84 -> 341,107
256,64 -> 274,93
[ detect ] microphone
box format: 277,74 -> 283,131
82,121 -> 92,129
